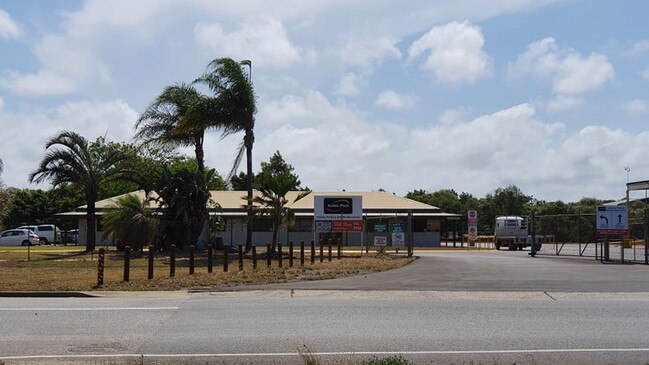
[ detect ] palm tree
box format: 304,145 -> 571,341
196,58 -> 256,251
29,131 -> 125,251
250,173 -> 310,253
135,83 -> 213,173
102,194 -> 158,252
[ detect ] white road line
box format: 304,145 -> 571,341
0,307 -> 179,311
4,348 -> 649,360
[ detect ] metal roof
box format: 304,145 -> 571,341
75,190 -> 445,214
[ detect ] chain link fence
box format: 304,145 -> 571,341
534,212 -> 649,264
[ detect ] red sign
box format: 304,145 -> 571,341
597,229 -> 628,236
332,220 -> 364,232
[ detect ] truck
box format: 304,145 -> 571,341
494,216 -> 529,251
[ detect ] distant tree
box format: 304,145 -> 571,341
250,172 -> 310,253
0,186 -> 15,231
230,171 -> 251,191
255,151 -> 303,191
29,131 -> 126,251
102,194 -> 158,252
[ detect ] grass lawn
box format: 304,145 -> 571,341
0,245 -> 414,292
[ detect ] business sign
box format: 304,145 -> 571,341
332,220 -> 364,232
596,206 -> 628,235
374,236 -> 387,246
374,223 -> 388,233
391,222 -> 405,247
315,221 -> 332,232
314,195 -> 363,220
468,210 -> 478,240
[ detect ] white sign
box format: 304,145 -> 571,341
374,236 -> 387,246
392,233 -> 405,247
314,195 -> 363,221
596,206 -> 628,235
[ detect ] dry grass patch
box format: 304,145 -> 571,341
0,246 -> 414,292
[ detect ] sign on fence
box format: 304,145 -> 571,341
596,206 -> 628,235
468,210 -> 478,240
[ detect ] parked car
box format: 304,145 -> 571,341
17,224 -> 62,245
0,229 -> 40,246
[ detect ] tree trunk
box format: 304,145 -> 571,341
86,201 -> 96,252
245,129 -> 254,252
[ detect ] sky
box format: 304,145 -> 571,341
0,0 -> 648,202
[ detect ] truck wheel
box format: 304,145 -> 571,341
508,242 -> 516,251
517,244 -> 523,251
495,243 -> 501,250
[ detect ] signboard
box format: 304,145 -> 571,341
391,222 -> 405,247
374,223 -> 388,233
332,220 -> 364,232
596,206 -> 628,235
315,221 -> 332,232
467,210 -> 478,240
314,195 -> 363,220
374,236 -> 387,246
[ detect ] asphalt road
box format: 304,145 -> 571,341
210,250 -> 649,292
2,292 -> 649,364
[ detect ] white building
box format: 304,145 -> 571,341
60,190 -> 460,247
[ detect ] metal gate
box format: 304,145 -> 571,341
533,212 -> 649,264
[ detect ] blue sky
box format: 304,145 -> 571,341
1,0 -> 648,202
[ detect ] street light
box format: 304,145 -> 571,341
625,166 -> 631,184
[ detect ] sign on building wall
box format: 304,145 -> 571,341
314,196 -> 363,220
374,236 -> 387,246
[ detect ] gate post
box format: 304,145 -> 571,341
530,212 -> 537,257
644,209 -> 649,264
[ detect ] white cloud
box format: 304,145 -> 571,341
642,65 -> 649,81
1,35 -> 111,96
0,96 -> 4,110
194,16 -> 303,69
408,21 -> 492,84
621,99 -> 648,115
547,95 -> 583,112
334,73 -> 361,96
627,40 -> 649,57
338,37 -> 401,69
508,38 -> 614,95
0,9 -> 23,39
375,90 -> 417,110
0,100 -> 138,188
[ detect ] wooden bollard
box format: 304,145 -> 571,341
189,245 -> 195,275
123,246 -> 131,282
319,239 -> 324,263
289,241 -> 294,268
300,241 -> 305,267
97,248 -> 105,287
328,238 -> 332,262
267,243 -> 272,268
170,244 -> 176,277
223,245 -> 229,272
278,242 -> 283,268
310,240 -> 315,265
337,238 -> 342,259
207,244 -> 213,273
147,245 -> 154,280
238,244 -> 244,271
252,245 -> 257,269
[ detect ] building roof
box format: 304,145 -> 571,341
73,190 -> 448,215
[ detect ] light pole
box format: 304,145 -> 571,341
240,60 -> 254,252
625,166 -> 630,184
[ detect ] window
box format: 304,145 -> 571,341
1,231 -> 11,237
252,219 -> 273,232
505,220 -> 518,227
290,218 -> 312,232
38,226 -> 53,231
13,231 -> 25,236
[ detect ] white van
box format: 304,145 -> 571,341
17,224 -> 62,245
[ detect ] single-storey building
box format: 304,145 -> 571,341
58,190 -> 460,247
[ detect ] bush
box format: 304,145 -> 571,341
361,356 -> 413,365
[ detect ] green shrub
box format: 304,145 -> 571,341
361,355 -> 413,365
